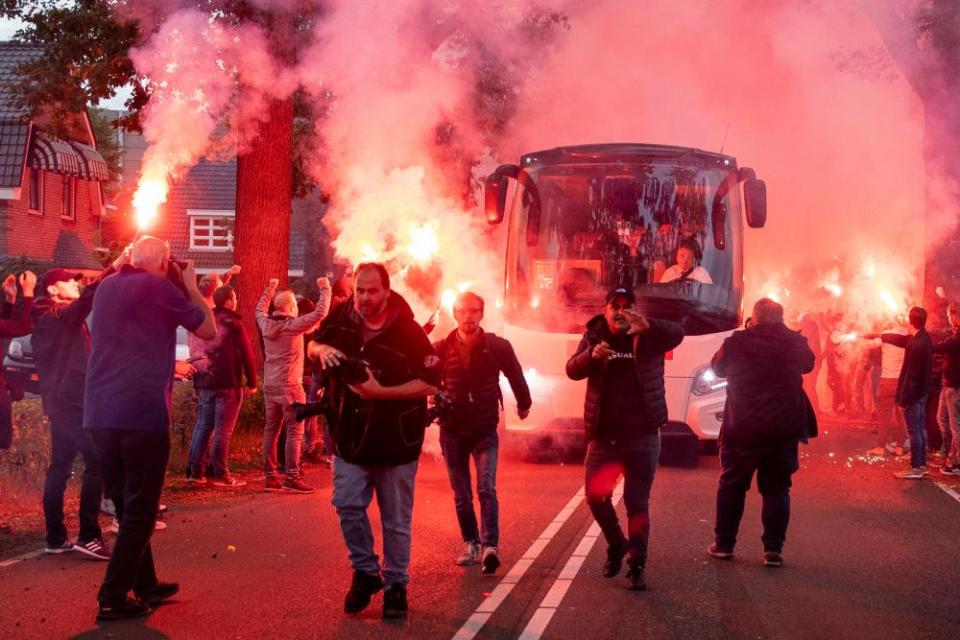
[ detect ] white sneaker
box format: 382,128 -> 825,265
100,498 -> 116,516
107,517 -> 167,533
893,467 -> 927,480
456,542 -> 480,566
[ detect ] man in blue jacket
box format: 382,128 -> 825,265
566,286 -> 684,591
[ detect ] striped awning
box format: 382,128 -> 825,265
28,131 -> 109,181
69,141 -> 110,182
28,130 -> 83,177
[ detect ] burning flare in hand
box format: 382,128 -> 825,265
133,177 -> 169,232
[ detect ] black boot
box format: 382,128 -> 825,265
602,542 -> 628,578
383,584 -> 408,619
344,570 -> 384,614
626,563 -> 646,591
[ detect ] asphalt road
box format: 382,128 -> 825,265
1,419 -> 958,639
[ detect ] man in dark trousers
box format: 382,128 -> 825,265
84,237 -> 215,621
0,270 -> 36,450
434,291 -> 531,574
934,303 -> 960,475
707,298 -> 816,568
309,262 -> 439,619
565,285 -> 684,591
866,306 -> 934,478
33,264 -> 118,560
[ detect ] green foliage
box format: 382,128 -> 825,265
0,255 -> 52,282
88,106 -> 125,187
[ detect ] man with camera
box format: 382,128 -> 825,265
83,236 -> 215,621
566,285 -> 684,592
309,262 -> 440,620
256,276 -> 331,493
0,270 -> 36,450
433,291 -> 531,574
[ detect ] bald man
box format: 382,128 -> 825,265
84,236 -> 215,621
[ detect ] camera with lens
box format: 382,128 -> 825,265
426,391 -> 455,424
166,255 -> 189,296
292,357 -> 378,422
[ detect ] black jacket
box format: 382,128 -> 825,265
433,329 -> 531,436
30,272 -> 107,416
711,322 -> 817,448
881,330 -> 933,406
205,307 -> 258,390
933,328 -> 960,389
315,292 -> 440,466
566,314 -> 684,441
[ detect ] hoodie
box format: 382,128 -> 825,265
255,285 -> 330,388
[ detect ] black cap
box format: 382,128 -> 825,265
605,286 -> 636,305
41,268 -> 82,291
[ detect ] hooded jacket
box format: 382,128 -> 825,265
711,322 -> 817,448
204,306 -> 258,390
255,285 -> 330,388
315,292 -> 440,466
566,314 -> 684,441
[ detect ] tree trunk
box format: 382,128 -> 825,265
234,96 -> 294,363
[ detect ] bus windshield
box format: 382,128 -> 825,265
504,159 -> 744,335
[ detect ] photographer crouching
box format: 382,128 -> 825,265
307,262 -> 440,620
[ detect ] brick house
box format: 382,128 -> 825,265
0,42 -> 109,271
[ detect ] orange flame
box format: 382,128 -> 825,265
132,177 -> 169,232
405,222 -> 439,263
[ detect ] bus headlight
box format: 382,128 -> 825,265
692,367 -> 727,396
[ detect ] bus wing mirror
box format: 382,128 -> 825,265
743,178 -> 767,228
484,164 -> 519,225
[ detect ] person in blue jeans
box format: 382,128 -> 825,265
310,263 -> 440,619
186,286 -> 258,487
866,306 -> 933,479
566,286 -> 684,592
433,291 -> 531,574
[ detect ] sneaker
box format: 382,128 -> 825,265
894,467 -> 928,479
456,541 -> 480,566
186,475 -> 210,485
96,597 -> 151,622
481,546 -> 501,574
763,551 -> 784,568
939,465 -> 960,476
212,476 -> 247,488
158,504 -> 168,514
44,540 -> 73,554
707,543 -> 734,560
383,584 -> 408,619
864,447 -> 886,456
74,538 -> 111,560
344,570 -> 384,614
264,477 -> 285,492
100,498 -> 116,516
602,542 -> 627,578
282,477 -> 315,494
626,564 -> 646,591
107,518 -> 166,533
136,582 -> 180,606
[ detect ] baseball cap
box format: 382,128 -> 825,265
41,268 -> 82,291
605,286 -> 636,305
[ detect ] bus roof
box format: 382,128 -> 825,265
520,143 -> 738,169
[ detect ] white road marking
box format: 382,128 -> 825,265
451,487 -> 586,640
518,483 -> 624,640
932,481 -> 960,504
0,549 -> 43,568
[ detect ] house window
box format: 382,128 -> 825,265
190,216 -> 233,250
28,168 -> 43,214
61,176 -> 76,220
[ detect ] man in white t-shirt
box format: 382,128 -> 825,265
660,242 -> 712,284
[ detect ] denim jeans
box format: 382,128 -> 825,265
937,387 -> 960,464
187,388 -> 216,477
876,378 -> 905,448
189,388 -> 244,478
263,386 -> 306,479
91,428 -> 169,605
440,430 -> 499,547
331,457 -> 418,588
584,433 -> 660,567
43,409 -> 102,546
901,396 -> 928,468
303,375 -> 321,453
715,440 -> 799,553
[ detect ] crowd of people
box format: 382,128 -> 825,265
0,233 -> 956,623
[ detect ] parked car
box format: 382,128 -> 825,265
3,329 -> 192,396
